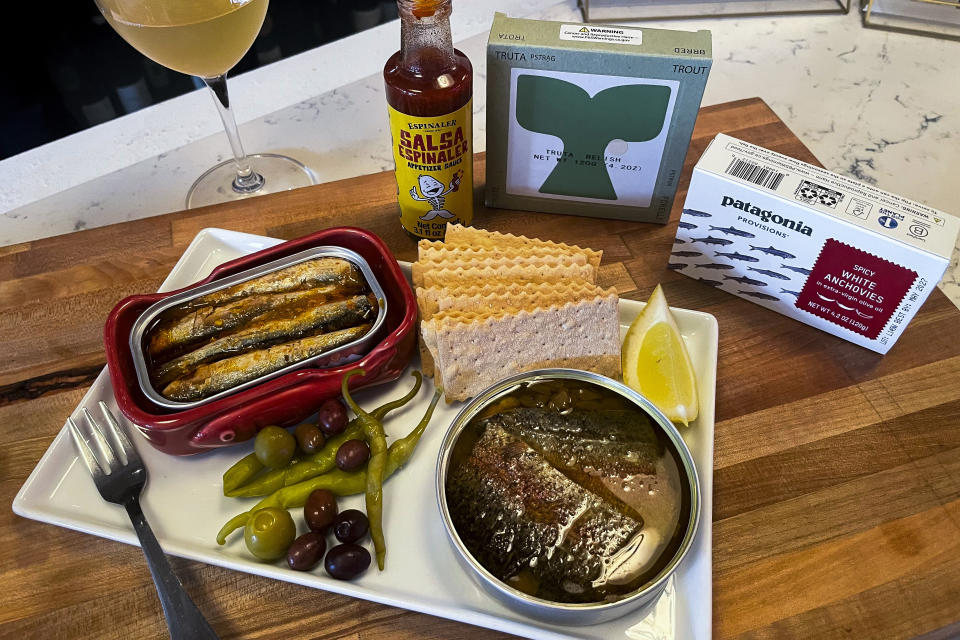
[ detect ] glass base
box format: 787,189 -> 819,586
185,153 -> 317,209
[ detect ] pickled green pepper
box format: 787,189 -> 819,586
217,384 -> 441,547
222,372 -> 423,497
341,369 -> 389,570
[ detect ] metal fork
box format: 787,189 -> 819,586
68,401 -> 219,640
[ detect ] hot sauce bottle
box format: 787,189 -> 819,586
384,0 -> 473,239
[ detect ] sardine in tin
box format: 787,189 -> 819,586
104,227 -> 417,456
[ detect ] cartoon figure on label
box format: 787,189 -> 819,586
409,171 -> 462,221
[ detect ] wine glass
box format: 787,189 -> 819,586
94,0 -> 316,208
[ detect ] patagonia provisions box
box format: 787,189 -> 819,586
674,134 -> 959,354
485,13 -> 711,223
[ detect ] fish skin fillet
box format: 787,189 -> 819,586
180,257 -> 364,310
446,423 -> 644,603
161,324 -> 371,402
155,294 -> 376,386
148,266 -> 366,357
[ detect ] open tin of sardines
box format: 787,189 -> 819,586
105,227 -> 417,456
436,369 -> 700,625
129,246 -> 389,410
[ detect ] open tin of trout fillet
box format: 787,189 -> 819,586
436,369 -> 701,625
104,227 -> 417,456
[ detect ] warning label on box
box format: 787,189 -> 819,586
795,239 -> 917,339
559,24 -> 643,45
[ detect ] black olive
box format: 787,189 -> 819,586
287,532 -> 326,571
294,423 -> 326,455
317,399 -> 348,435
324,543 -> 371,580
333,509 -> 369,543
304,489 -> 338,533
335,439 -> 370,471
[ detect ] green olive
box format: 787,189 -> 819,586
243,507 -> 296,561
254,425 -> 296,469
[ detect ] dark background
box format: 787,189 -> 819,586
0,0 -> 395,160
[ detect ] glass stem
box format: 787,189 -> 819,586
202,74 -> 265,194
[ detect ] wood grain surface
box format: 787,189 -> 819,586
3,98 -> 959,640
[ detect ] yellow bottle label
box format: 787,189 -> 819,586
387,101 -> 473,239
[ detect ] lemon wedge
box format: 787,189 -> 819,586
622,285 -> 699,426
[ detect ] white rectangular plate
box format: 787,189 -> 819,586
14,228 -> 716,640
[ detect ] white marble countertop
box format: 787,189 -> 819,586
1,0 -> 958,309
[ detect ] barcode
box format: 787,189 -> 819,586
725,158 -> 786,190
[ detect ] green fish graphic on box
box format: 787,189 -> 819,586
515,75 -> 671,200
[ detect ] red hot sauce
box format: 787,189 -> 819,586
384,0 -> 473,239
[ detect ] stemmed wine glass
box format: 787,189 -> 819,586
94,0 -> 316,208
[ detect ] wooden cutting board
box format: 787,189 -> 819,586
2,98 -> 959,640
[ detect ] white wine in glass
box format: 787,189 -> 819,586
95,0 -> 317,208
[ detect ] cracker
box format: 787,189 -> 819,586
427,293 -> 621,402
419,320 -> 442,386
412,227 -> 612,386
414,262 -> 596,290
441,223 -> 603,270
417,281 -> 605,376
418,279 -> 594,377
433,284 -> 615,322
414,254 -> 588,287
417,280 -> 601,320
412,255 -> 591,289
418,243 -> 590,268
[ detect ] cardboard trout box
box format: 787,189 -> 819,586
675,133 -> 960,354
485,13 -> 711,223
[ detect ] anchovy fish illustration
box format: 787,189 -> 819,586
748,267 -> 791,280
678,221 -> 698,230
691,236 -> 734,246
682,208 -> 712,218
714,251 -> 760,263
780,264 -> 811,275
672,251 -> 703,257
697,278 -> 724,287
667,263 -> 687,270
749,245 -> 797,259
674,238 -> 687,244
709,225 -> 755,238
780,289 -> 801,297
699,263 -> 736,270
724,275 -> 768,286
739,291 -> 781,301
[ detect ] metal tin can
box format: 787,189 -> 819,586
104,227 -> 417,455
128,246 -> 389,411
435,368 -> 701,625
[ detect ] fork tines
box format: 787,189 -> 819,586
67,401 -> 141,477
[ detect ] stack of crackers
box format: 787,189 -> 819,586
414,224 -> 621,402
